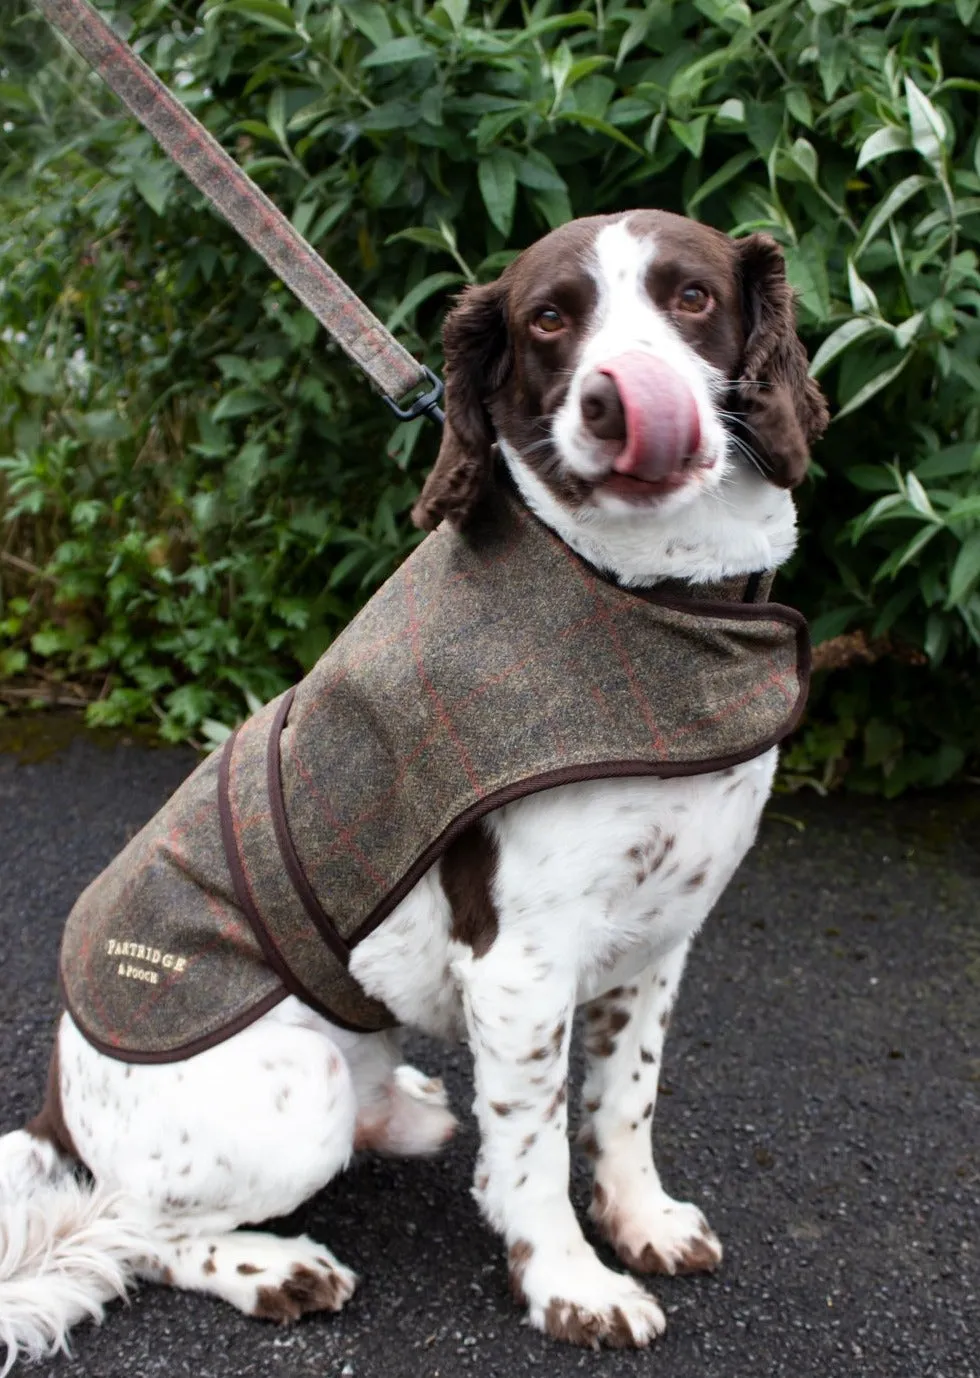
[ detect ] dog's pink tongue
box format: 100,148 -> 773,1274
599,351 -> 701,480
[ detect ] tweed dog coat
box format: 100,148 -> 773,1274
61,485 -> 810,1061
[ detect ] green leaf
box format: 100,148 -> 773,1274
835,354 -> 911,420
616,10 -> 653,68
668,116 -> 708,158
847,260 -> 879,316
786,88 -> 813,128
946,495 -> 980,524
440,0 -> 469,32
686,150 -> 755,213
715,98 -> 745,126
76,410 -> 130,441
132,160 -> 175,216
516,150 -> 567,193
212,389 -> 269,421
904,471 -> 939,521
955,0 -> 979,22
386,226 -> 453,252
809,318 -> 884,378
856,125 -> 911,171
904,76 -> 948,172
784,233 -> 831,319
361,37 -> 433,68
19,362 -> 59,396
206,0 -> 298,36
386,272 -> 464,332
915,443 -> 980,479
788,137 -> 818,183
344,1 -> 392,47
365,153 -> 405,207
846,465 -> 897,493
478,151 -> 518,237
854,175 -> 930,258
948,531 -> 980,605
893,524 -> 941,574
552,110 -> 644,155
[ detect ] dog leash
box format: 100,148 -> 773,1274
32,0 -> 445,427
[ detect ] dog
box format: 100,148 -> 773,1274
0,209 -> 827,1367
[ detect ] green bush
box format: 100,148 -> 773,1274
1,0 -> 979,789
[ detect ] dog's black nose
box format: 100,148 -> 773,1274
580,370 -> 627,442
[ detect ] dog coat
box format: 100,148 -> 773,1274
60,484 -> 810,1061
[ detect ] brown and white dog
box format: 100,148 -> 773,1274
0,210 -> 827,1366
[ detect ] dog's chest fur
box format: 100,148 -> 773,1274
350,750 -> 776,1038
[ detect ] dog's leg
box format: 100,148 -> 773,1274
580,942 -> 723,1275
57,1003 -> 362,1319
147,1230 -> 356,1320
454,936 -> 666,1348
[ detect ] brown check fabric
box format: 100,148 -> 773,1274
61,485 -> 809,1062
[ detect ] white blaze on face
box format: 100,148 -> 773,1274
551,217 -> 731,508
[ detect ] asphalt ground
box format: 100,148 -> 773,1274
1,726 -> 977,1378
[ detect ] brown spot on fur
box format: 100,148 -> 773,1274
543,1298 -> 638,1349
643,1102 -> 653,1118
685,869 -> 707,890
202,1257 -> 217,1276
508,1239 -> 533,1303
490,1100 -> 514,1116
544,1082 -> 568,1121
253,1263 -> 350,1321
522,1045 -> 549,1062
519,1132 -> 537,1156
160,1266 -> 174,1285
441,821 -> 500,958
659,1011 -> 671,1031
584,1097 -> 601,1114
237,1263 -> 264,1275
607,1008 -> 631,1034
640,1048 -> 655,1063
587,1035 -> 617,1058
551,1020 -> 567,1051
579,1127 -> 600,1159
25,1039 -> 81,1164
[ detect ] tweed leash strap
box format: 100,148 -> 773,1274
33,0 -> 443,419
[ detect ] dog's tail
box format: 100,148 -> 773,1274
0,1129 -> 152,1375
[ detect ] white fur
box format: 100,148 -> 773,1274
0,213 -> 797,1362
551,217 -> 732,504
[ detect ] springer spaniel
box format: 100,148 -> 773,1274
0,210 -> 827,1363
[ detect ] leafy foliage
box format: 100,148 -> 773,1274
1,0 -> 979,786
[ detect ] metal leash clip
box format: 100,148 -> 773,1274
383,367 -> 446,427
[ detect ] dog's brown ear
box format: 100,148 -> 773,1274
411,279 -> 511,531
734,234 -> 829,489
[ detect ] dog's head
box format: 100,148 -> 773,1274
412,211 -> 828,531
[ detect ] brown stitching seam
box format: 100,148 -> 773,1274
58,969 -> 289,1066
218,720 -> 382,1033
266,687 -> 352,969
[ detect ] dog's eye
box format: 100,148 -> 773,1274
676,285 -> 711,315
531,308 -> 565,335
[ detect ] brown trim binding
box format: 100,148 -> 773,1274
267,686 -> 352,969
344,597 -> 810,949
218,712 -> 383,1034
59,970 -> 288,1066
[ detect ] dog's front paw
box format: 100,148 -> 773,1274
510,1241 -> 666,1348
591,1185 -> 722,1275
